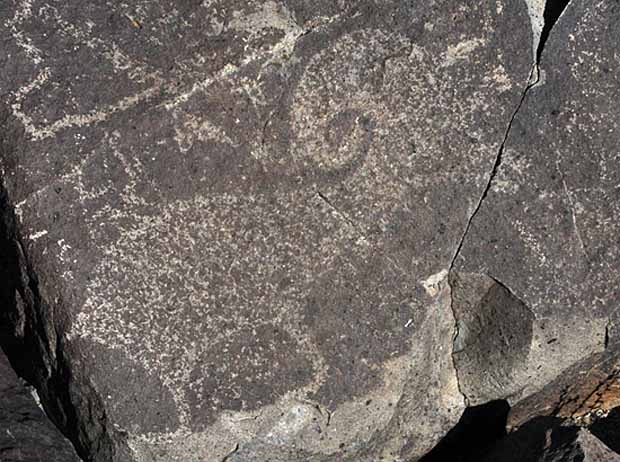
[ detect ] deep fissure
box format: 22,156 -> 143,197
537,0 -> 572,62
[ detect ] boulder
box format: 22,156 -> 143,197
1,0 -> 619,461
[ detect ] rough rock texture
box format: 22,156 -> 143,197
0,348 -> 81,462
0,0 -> 619,461
0,1 -> 534,461
450,272 -> 535,405
508,348 -> 620,430
556,430 -> 620,462
454,0 -> 620,408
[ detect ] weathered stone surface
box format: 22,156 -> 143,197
425,0 -> 620,458
450,272 -> 534,405
454,0 -> 620,408
0,349 -> 81,462
0,0 -> 536,460
508,349 -> 620,430
572,430 -> 620,462
1,0 -> 619,461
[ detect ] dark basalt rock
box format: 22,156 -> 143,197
0,0 -> 619,461
0,349 -> 81,462
450,272 -> 535,405
507,348 -> 620,430
454,0 -> 620,408
0,1 -> 534,460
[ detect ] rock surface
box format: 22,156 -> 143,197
0,349 -> 81,462
454,0 -> 620,408
0,0 -> 619,461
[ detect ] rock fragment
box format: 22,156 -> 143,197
0,349 -> 81,462
450,272 -> 534,405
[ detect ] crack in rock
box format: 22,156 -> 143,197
2,1 -> 608,461
444,2 -> 574,413
221,443 -> 240,462
448,0 -> 573,273
447,277 -> 471,407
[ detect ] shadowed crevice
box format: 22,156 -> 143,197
479,416 -> 579,462
589,406 -> 620,454
536,0 -> 572,62
419,400 -> 510,462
